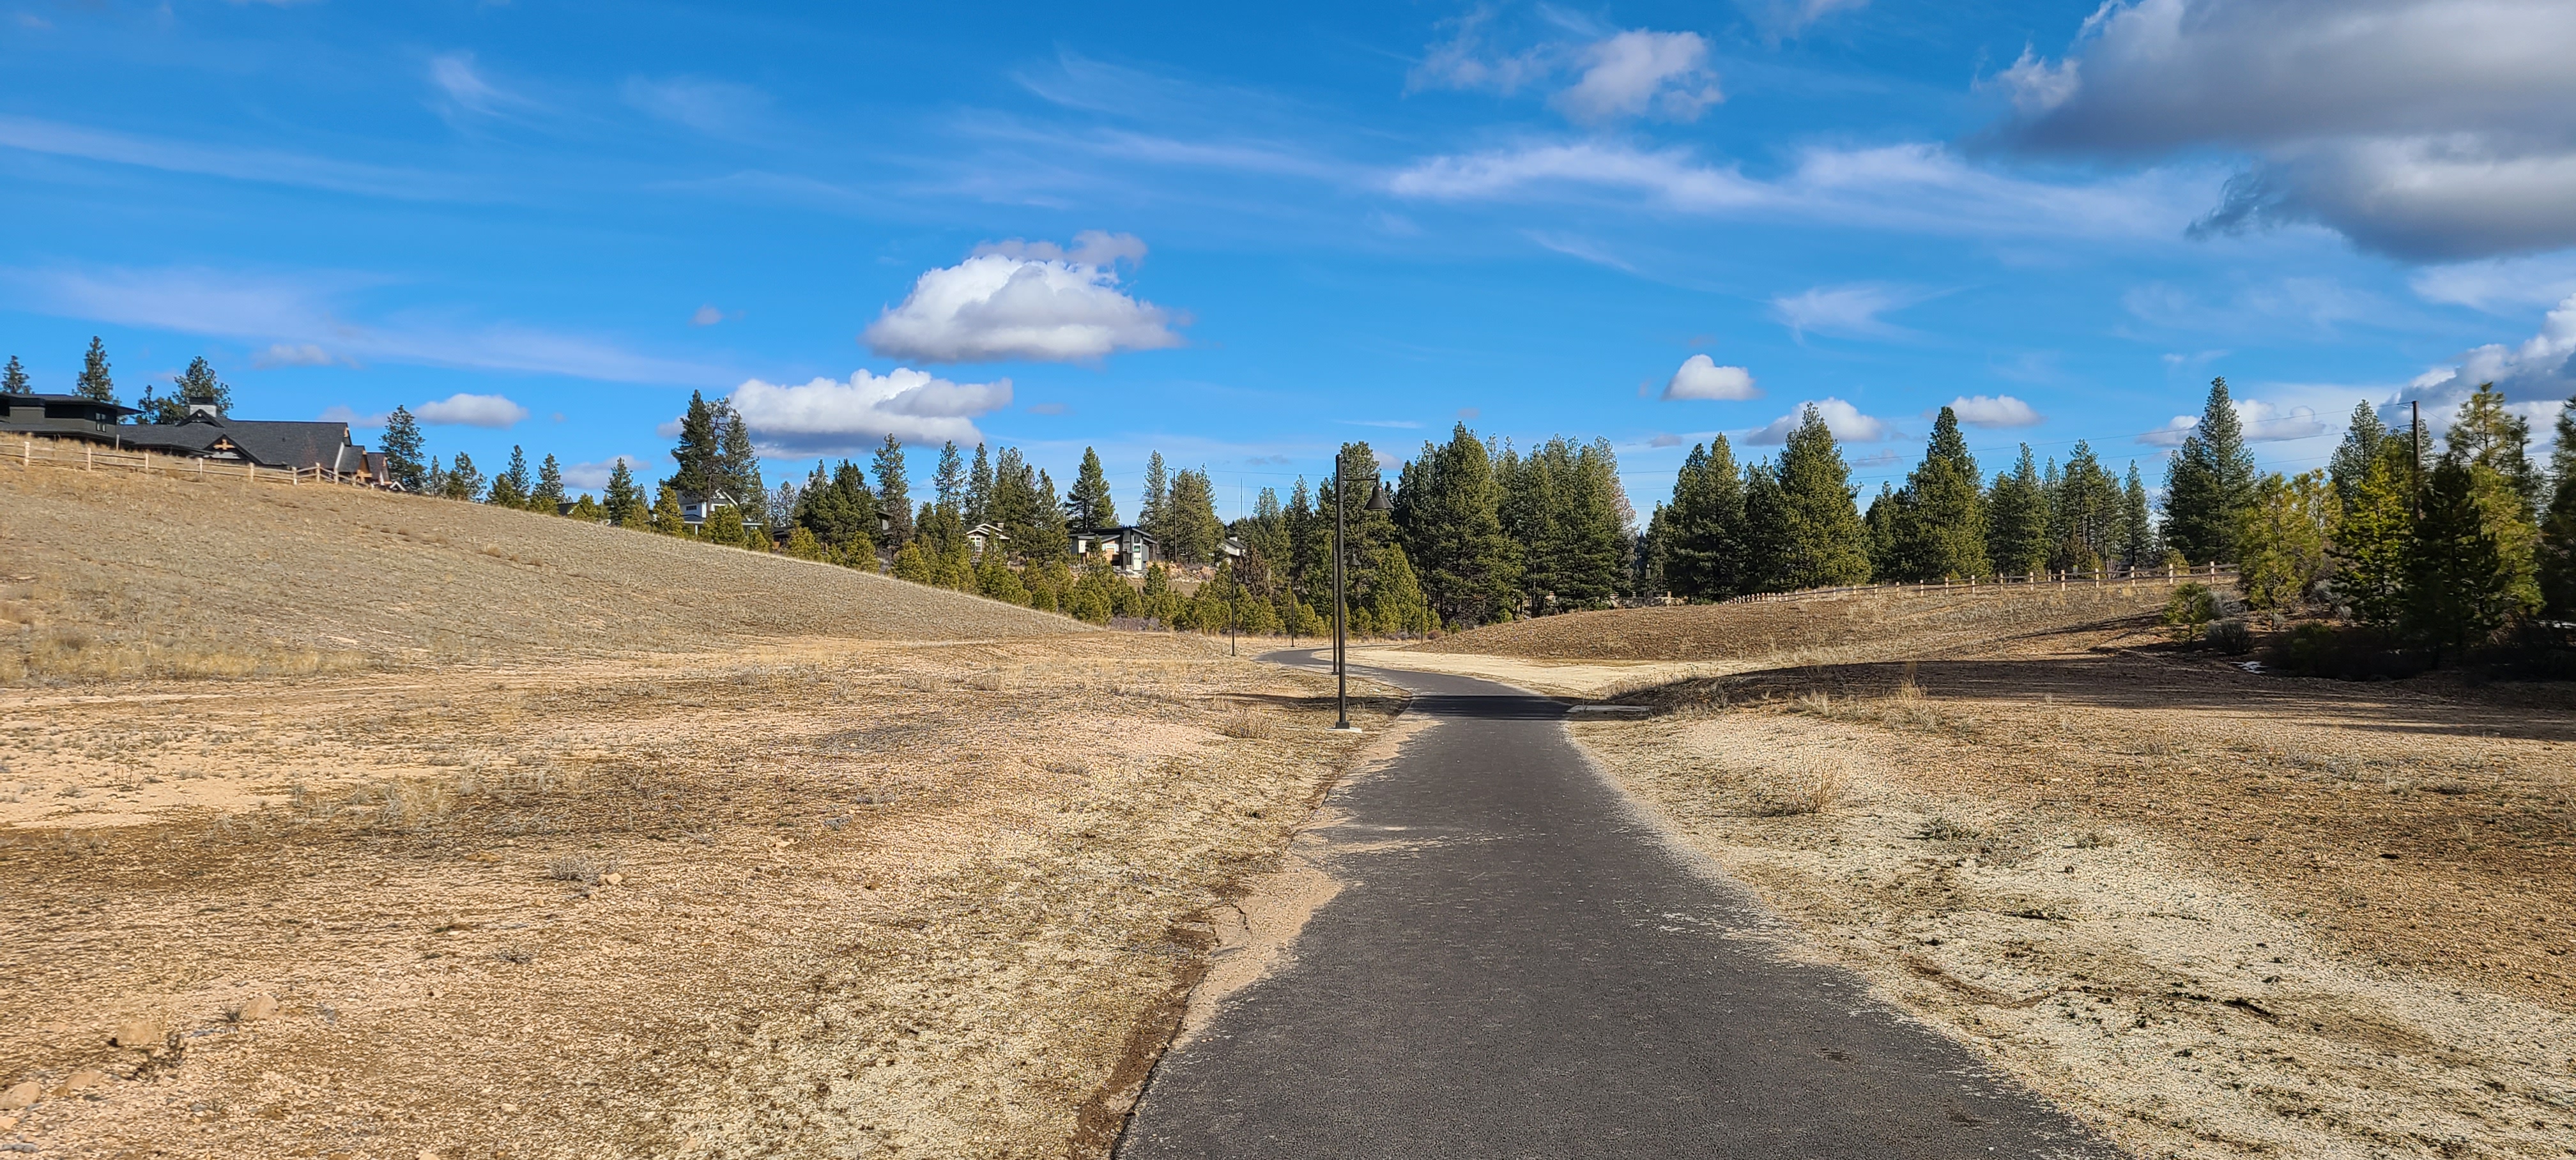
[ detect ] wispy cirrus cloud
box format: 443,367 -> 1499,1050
0,114 -> 476,201
1769,283 -> 1931,340
12,266 -> 730,386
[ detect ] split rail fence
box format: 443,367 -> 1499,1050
7,435 -> 379,490
1719,562 -> 2238,606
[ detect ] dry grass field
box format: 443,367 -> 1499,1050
1422,588 -> 2576,1159
0,462 -> 1398,1159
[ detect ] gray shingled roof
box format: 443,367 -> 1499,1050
120,416 -> 356,469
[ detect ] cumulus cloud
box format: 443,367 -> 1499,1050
726,367 -> 1012,453
1991,0 -> 2576,260
562,455 -> 648,492
1554,31 -> 1723,124
1662,353 -> 1760,401
1769,284 -> 1924,340
415,392 -> 530,429
1945,394 -> 2043,427
253,342 -> 342,368
2400,291 -> 2576,419
1747,399 -> 1890,445
2139,398 -> 2333,446
861,233 -> 1184,363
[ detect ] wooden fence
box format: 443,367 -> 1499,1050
6,435 -> 378,490
1719,562 -> 2239,606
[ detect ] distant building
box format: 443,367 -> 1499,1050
677,489 -> 762,533
2,399 -> 383,482
965,522 -> 1010,560
1071,525 -> 1156,576
0,393 -> 139,441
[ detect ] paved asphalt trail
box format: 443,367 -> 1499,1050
1116,652 -> 2117,1159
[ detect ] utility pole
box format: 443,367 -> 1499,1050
1333,448 -> 1351,731
2411,400 -> 2423,517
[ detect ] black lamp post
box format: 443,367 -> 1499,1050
1333,450 -> 1393,732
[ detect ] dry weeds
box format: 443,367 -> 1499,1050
0,465 -> 1407,1159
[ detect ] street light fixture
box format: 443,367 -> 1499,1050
1332,451 -> 1392,732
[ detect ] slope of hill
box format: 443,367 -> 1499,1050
0,463 -> 1076,682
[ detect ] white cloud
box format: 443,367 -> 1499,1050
726,367 -> 1012,454
253,342 -> 342,368
427,52 -> 528,118
315,405 -> 388,427
1945,394 -> 2043,427
1746,398 -> 1891,444
2409,253 -> 2576,314
1994,0 -> 2576,260
415,392 -> 529,429
1745,0 -> 1871,36
1390,139 -> 2211,241
1554,31 -> 1722,125
1648,432 -> 1685,448
2402,291 -> 2576,417
622,76 -> 767,134
1524,231 -> 1636,272
690,304 -> 724,326
1663,354 -> 1760,401
0,113 -> 469,201
2138,397 -> 2334,446
562,455 -> 648,492
1408,9 -> 1555,95
1769,283 -> 1924,340
15,266 -> 728,385
861,234 -> 1184,363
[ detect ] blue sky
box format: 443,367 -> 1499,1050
6,0 -> 2575,516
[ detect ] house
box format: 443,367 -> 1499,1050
115,409 -> 376,479
1071,525 -> 1156,576
965,522 -> 1010,560
677,489 -> 762,533
0,393 -> 141,441
1221,535 -> 1246,563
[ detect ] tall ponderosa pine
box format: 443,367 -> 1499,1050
2161,377 -> 2258,564
2439,383 -> 2543,617
1863,484 -> 1901,581
1768,406 -> 1871,590
2540,395 -> 2576,621
1285,478 -> 1323,599
965,443 -> 994,527
933,441 -> 967,517
871,435 -> 913,549
2333,438 -> 2417,629
1663,436 -> 1745,600
669,392 -> 721,498
2117,461 -> 2156,567
1067,446 -> 1118,528
443,452 -> 486,502
1029,468 -> 1071,565
1321,443 -> 1397,606
1736,464 -> 1794,593
2050,441 -> 2120,572
534,454 -> 567,511
795,459 -> 879,550
716,406 -> 763,508
1366,545 -> 1439,636
487,446 -> 533,508
2236,471 -> 2336,611
1889,407 -> 1986,581
140,356 -> 233,424
379,405 -> 428,492
987,447 -> 1040,549
1139,452 -> 1170,540
603,459 -> 647,526
1,355 -> 29,395
2407,459 -> 2531,659
76,337 -> 114,404
1986,445 -> 2050,578
1501,436 -> 1630,611
2327,402 -> 2387,512
1396,424 -> 1520,627
1163,468 -> 1222,564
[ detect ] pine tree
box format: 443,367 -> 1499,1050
1029,468 -> 1071,565
426,457 -> 448,498
967,443 -> 994,527
1139,452 -> 1169,540
2237,471 -> 2336,611
1664,436 -> 1745,600
668,392 -> 721,498
716,406 -> 763,508
933,441 -> 967,515
649,484 -> 688,535
1736,462 -> 1793,593
2333,438 -> 2416,629
1889,407 -> 1987,581
2441,383 -> 2544,616
2407,459 -> 2530,659
604,459 -> 647,527
1864,484 -> 1901,581
704,502 -> 753,549
1399,423 -> 1521,627
1986,445 -> 2050,578
1285,478 -> 1323,600
2117,462 -> 2156,568
2540,394 -> 2576,622
872,435 -> 913,549
988,447 -> 1039,547
1,355 -> 28,395
891,541 -> 933,583
75,337 -> 114,404
1366,545 -> 1438,636
2326,402 -> 2386,512
487,446 -> 533,508
2161,377 -> 2258,564
2048,441 -> 2119,573
379,405 -> 428,492
444,452 -> 486,502
567,494 -> 604,522
1164,468 -> 1222,565
784,524 -> 827,560
796,459 -> 878,550
533,454 -> 566,511
139,356 -> 232,424
1772,406 -> 1871,589
1067,446 -> 1118,528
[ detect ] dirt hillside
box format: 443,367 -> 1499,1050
0,464 -> 1075,683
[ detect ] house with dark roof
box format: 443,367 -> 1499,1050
0,393 -> 140,441
117,409 -> 374,478
1071,525 -> 1156,576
